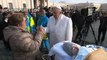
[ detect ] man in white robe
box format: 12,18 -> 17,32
46,6 -> 73,47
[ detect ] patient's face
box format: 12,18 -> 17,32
71,44 -> 79,55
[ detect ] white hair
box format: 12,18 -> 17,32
52,6 -> 62,11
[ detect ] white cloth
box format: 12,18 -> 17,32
74,47 -> 93,60
48,42 -> 97,60
4,18 -> 8,22
88,8 -> 93,16
48,41 -> 91,60
49,42 -> 107,60
46,14 -> 73,47
48,41 -> 73,60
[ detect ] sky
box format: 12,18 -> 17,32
49,0 -> 107,3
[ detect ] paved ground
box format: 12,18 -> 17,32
84,20 -> 107,47
0,40 -> 12,60
0,20 -> 107,60
73,20 -> 107,47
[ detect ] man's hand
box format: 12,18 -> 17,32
36,26 -> 45,38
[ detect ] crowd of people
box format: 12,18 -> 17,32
0,4 -> 107,60
0,5 -> 73,60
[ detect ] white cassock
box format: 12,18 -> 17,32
46,14 -> 73,47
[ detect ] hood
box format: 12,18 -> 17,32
3,26 -> 21,41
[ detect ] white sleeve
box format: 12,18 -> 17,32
65,18 -> 73,41
45,17 -> 52,33
44,27 -> 48,33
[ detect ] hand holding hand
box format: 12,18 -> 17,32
36,26 -> 45,37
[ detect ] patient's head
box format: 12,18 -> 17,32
63,42 -> 80,57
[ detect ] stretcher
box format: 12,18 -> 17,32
42,43 -> 107,60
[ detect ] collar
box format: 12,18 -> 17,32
8,25 -> 28,32
54,14 -> 64,21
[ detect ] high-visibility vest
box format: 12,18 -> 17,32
26,13 -> 36,33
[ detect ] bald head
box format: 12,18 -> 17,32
63,42 -> 80,56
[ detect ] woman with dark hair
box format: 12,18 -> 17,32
3,13 -> 45,60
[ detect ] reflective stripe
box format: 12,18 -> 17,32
26,13 -> 36,33
43,38 -> 48,40
30,17 -> 35,26
26,26 -> 30,32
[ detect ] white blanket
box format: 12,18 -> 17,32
49,42 -> 107,60
48,41 -> 73,60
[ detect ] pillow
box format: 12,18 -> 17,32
85,48 -> 107,60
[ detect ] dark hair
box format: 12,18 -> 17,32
8,13 -> 24,26
0,5 -> 2,9
2,11 -> 9,16
39,8 -> 45,12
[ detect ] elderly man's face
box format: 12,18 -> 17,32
23,11 -> 28,17
52,8 -> 61,17
39,9 -> 45,16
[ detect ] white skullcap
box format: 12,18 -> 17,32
52,6 -> 62,11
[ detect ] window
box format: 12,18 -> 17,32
9,3 -> 13,9
23,3 -> 26,8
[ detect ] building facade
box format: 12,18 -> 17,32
0,0 -> 48,10
0,0 -> 34,9
34,0 -> 48,8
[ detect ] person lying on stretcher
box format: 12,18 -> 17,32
48,41 -> 107,60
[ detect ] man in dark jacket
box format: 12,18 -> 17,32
97,12 -> 107,45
